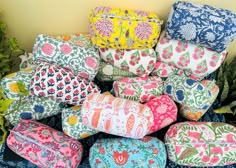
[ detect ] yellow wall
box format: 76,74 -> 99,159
1,0 -> 236,61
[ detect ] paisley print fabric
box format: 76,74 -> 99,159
99,48 -> 156,77
96,61 -> 137,81
89,7 -> 162,49
7,120 -> 83,168
81,93 -> 154,139
155,32 -> 227,78
62,106 -> 98,140
4,95 -> 63,125
113,76 -> 163,103
0,69 -> 33,99
32,34 -> 100,80
165,1 -> 236,52
89,136 -> 166,168
145,95 -> 177,134
30,62 -> 100,106
165,122 -> 236,167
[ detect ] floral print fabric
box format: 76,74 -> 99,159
113,76 -> 163,103
0,69 -> 33,99
32,34 -> 100,80
165,1 -> 236,52
99,48 -> 156,77
164,75 -> 216,110
62,106 -> 98,140
89,136 -> 166,168
145,95 -> 177,134
4,95 -> 63,125
30,63 -> 100,106
81,93 -> 153,139
165,122 -> 236,167
179,80 -> 219,121
156,32 -> 227,78
7,120 -> 83,168
89,7 -> 162,49
96,61 -> 136,81
19,52 -> 36,70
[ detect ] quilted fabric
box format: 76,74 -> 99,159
179,80 -> 219,121
164,75 -> 215,110
81,93 -> 154,139
51,33 -> 93,48
0,69 -> 33,99
89,7 -> 162,49
4,95 -> 63,125
30,62 -> 100,106
62,106 -> 98,140
32,34 -> 100,80
7,120 -> 83,168
165,1 -> 236,52
99,48 -> 156,77
145,95 -> 177,134
165,122 -> 236,167
151,61 -> 202,80
155,32 -> 227,78
96,61 -> 136,81
113,76 -> 163,103
89,136 -> 166,168
19,52 -> 36,70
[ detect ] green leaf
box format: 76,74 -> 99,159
220,75 -> 229,102
16,81 -> 29,95
214,105 -> 233,114
0,99 -> 14,113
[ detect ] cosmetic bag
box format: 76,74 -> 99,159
32,34 -> 100,80
7,120 -> 83,168
81,93 -> 153,139
179,80 -> 219,121
62,106 -> 98,140
89,136 -> 166,168
30,62 -> 100,106
4,95 -> 63,125
145,95 -> 177,134
113,76 -> 163,103
156,32 -> 227,78
165,122 -> 236,167
99,48 -> 156,77
96,61 -> 136,81
19,52 -> 36,70
165,1 -> 236,52
0,69 -> 32,99
89,7 -> 162,49
164,75 -> 216,110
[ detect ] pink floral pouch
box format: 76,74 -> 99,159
30,62 -> 100,105
81,93 -> 154,139
7,120 -> 83,168
113,76 -> 163,103
99,48 -> 156,77
156,32 -> 227,78
32,34 -> 100,80
145,95 -> 177,134
165,122 -> 236,167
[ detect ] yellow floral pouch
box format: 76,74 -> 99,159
89,7 -> 163,49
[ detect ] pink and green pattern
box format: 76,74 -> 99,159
32,34 -> 100,80
165,122 -> 236,167
7,120 -> 83,168
145,95 -> 177,134
89,136 -> 166,168
19,52 -> 36,70
156,32 -> 227,78
99,48 -> 156,77
113,76 -> 163,103
81,93 -> 154,139
30,62 -> 100,106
